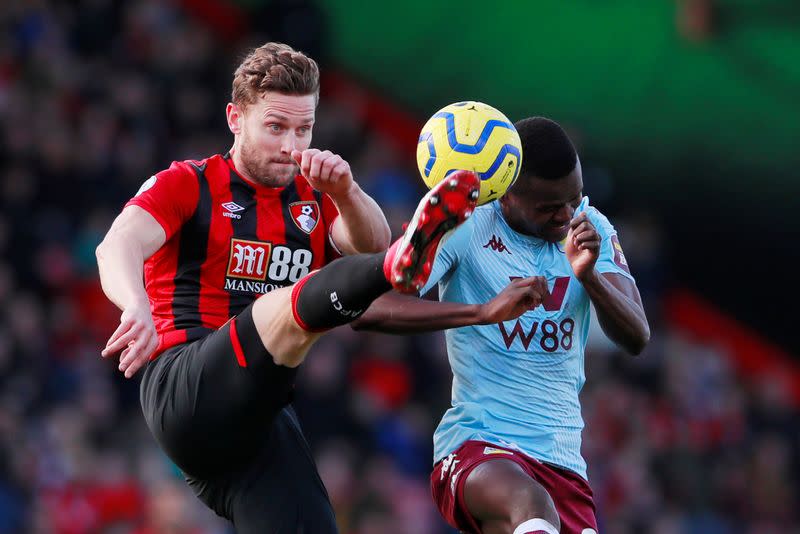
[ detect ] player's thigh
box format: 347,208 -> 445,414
141,305 -> 297,477
251,285 -> 324,367
229,407 -> 338,534
464,458 -> 560,533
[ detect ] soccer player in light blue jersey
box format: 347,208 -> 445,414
355,117 -> 650,534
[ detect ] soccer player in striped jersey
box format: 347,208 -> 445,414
96,43 -> 540,533
355,118 -> 650,534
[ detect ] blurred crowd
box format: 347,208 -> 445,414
0,1 -> 797,533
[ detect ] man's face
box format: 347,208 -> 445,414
228,92 -> 316,187
499,162 -> 583,242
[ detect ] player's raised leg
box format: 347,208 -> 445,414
143,169 -> 480,532
250,170 -> 481,367
464,460 -> 561,534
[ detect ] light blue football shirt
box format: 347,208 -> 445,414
421,197 -> 634,479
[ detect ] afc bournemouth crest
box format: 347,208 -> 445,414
289,201 -> 320,234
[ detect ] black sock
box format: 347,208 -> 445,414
291,252 -> 390,331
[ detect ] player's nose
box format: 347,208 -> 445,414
553,204 -> 573,224
280,132 -> 297,154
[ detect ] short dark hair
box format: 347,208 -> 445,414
514,117 -> 577,181
232,42 -> 320,109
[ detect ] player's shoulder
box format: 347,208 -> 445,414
462,201 -> 498,234
476,200 -> 517,237
171,153 -> 235,181
471,201 -> 502,227
443,201 -> 503,253
134,156 -> 224,199
432,204 -> 480,259
451,201 -> 508,243
155,155 -> 215,180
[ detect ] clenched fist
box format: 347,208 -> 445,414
565,211 -> 601,281
478,276 -> 550,324
291,149 -> 354,197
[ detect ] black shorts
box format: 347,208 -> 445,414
140,303 -> 337,533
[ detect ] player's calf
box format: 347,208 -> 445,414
291,253 -> 390,333
251,171 -> 479,367
289,169 -> 480,330
251,286 -> 325,367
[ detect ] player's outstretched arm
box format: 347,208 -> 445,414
292,148 -> 391,254
96,206 -> 166,377
353,277 -> 549,334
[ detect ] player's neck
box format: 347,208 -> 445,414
228,147 -> 256,185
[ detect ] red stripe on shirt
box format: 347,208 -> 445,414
256,184 -> 287,250
146,234 -> 180,337
152,328 -> 188,360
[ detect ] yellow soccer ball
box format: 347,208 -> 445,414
416,101 -> 522,205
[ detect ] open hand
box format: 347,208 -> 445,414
101,303 -> 158,378
478,276 -> 550,324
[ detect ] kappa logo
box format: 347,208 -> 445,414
440,453 -> 459,481
289,201 -> 320,234
450,468 -> 463,496
222,201 -> 245,220
483,234 -> 511,254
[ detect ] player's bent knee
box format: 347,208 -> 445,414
505,483 -> 560,532
251,287 -> 322,367
464,460 -> 561,532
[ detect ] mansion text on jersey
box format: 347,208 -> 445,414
224,278 -> 287,294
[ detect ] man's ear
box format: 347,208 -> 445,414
226,103 -> 243,134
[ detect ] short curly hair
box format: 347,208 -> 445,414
515,117 -> 577,180
232,42 -> 320,108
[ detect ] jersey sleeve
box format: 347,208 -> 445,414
320,193 -> 342,260
419,216 -> 476,296
125,161 -> 199,240
586,206 -> 635,281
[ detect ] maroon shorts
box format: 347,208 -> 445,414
430,440 -> 598,534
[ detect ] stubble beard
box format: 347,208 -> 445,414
239,142 -> 298,188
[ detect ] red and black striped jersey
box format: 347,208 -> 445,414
126,153 -> 340,357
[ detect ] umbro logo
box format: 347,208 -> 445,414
222,201 -> 245,220
483,235 -> 511,254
